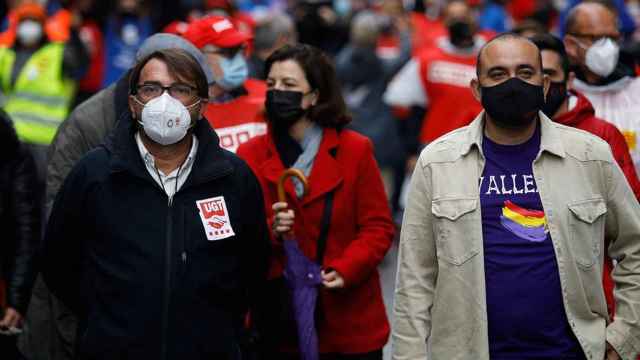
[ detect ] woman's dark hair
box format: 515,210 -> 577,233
265,44 -> 351,128
129,48 -> 209,99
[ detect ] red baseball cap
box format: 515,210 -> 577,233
183,16 -> 251,49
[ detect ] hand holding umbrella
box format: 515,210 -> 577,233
274,168 -> 322,360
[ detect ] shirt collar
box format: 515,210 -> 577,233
461,111 -> 566,159
135,132 -> 199,177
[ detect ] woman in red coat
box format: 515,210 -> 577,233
236,44 -> 394,360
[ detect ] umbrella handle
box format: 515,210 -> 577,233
277,168 -> 309,204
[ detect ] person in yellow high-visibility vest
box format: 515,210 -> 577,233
0,3 -> 88,178
0,2 -> 88,220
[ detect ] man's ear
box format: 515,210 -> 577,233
198,98 -> 208,118
470,78 -> 482,102
566,71 -> 576,90
563,36 -> 579,62
542,74 -> 550,100
128,95 -> 137,119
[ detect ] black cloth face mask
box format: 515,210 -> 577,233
541,81 -> 567,118
266,89 -> 307,130
447,21 -> 474,48
481,77 -> 545,129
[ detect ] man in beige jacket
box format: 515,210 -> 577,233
393,33 -> 640,360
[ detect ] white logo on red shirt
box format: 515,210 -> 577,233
216,122 -> 267,153
428,61 -> 476,87
212,19 -> 233,33
196,196 -> 235,241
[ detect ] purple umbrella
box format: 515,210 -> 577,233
278,169 -> 321,360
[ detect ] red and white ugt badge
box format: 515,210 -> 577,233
196,196 -> 235,241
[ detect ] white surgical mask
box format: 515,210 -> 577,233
580,37 -> 620,78
135,92 -> 200,145
17,20 -> 43,47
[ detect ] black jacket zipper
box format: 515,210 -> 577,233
161,194 -> 173,360
158,169 -> 232,360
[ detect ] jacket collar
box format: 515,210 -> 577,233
106,114 -> 233,187
554,90 -> 595,128
114,72 -> 131,119
461,110 -> 566,159
572,76 -> 633,94
260,127 -> 342,205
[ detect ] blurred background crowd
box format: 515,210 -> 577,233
1,0 -> 640,358
1,0 -> 639,219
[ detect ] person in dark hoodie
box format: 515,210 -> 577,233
533,32 -> 640,338
17,33 -> 215,360
0,109 -> 39,359
41,48 -> 269,359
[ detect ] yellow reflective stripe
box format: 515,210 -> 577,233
12,91 -> 69,107
9,112 -> 63,126
502,206 -> 546,227
13,119 -> 57,145
5,97 -> 69,121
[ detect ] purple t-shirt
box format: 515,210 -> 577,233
480,125 -> 584,359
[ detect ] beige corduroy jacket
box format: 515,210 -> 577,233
393,112 -> 640,360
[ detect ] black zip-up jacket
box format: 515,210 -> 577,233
0,109 -> 39,314
42,115 -> 270,360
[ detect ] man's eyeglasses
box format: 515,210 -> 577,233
134,83 -> 199,103
567,32 -> 622,44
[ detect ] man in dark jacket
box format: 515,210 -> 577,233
18,33 -> 215,360
41,48 -> 269,359
0,109 -> 39,358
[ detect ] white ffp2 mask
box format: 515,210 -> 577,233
17,20 -> 43,46
584,37 -> 620,78
135,92 -> 199,145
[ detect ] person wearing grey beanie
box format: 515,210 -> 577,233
136,33 -> 216,86
16,33 -> 217,360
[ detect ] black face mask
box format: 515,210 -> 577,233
265,90 -> 307,130
481,77 -> 545,129
447,21 -> 474,48
541,81 -> 567,118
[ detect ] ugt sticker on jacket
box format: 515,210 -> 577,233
196,196 -> 235,241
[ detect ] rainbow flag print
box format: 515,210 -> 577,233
500,200 -> 548,242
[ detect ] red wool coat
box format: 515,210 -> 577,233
237,127 -> 394,354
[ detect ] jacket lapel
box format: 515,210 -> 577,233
260,127 -> 343,206
301,128 -> 342,206
260,135 -> 298,204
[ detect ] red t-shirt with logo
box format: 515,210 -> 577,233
204,78 -> 267,153
417,45 -> 482,143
